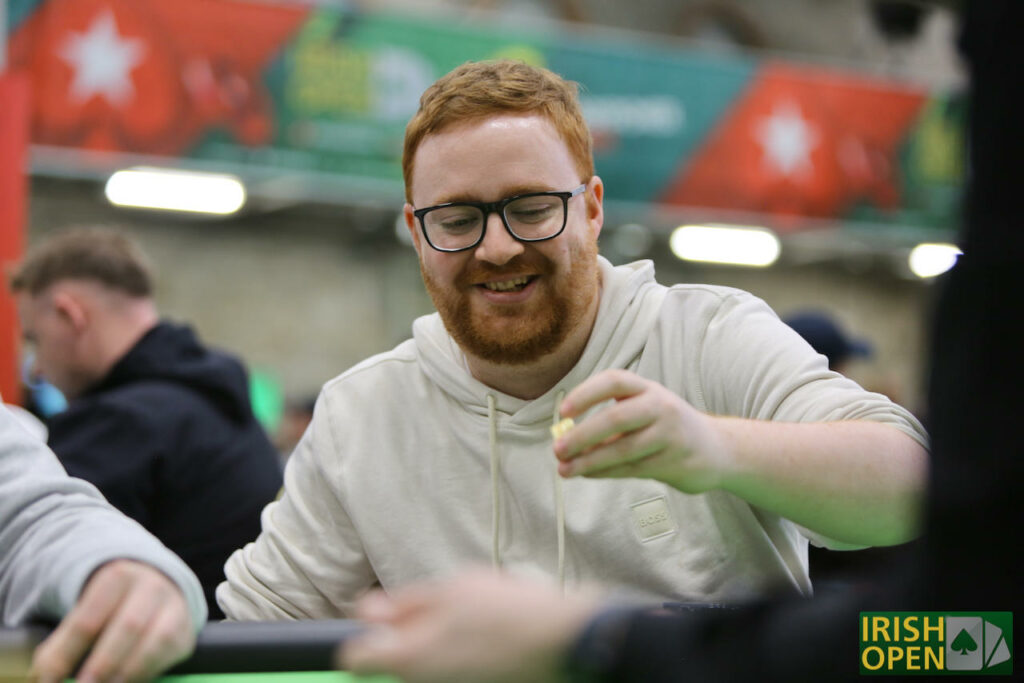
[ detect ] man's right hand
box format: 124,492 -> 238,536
31,559 -> 196,682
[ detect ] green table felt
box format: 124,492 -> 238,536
160,672 -> 399,683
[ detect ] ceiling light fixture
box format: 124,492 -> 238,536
669,224 -> 781,267
908,242 -> 961,278
105,167 -> 247,215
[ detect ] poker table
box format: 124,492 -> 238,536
0,620 -> 400,682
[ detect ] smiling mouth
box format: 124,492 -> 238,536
480,276 -> 533,292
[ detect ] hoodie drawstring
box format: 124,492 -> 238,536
486,391 -> 567,593
487,393 -> 501,569
552,390 -> 567,594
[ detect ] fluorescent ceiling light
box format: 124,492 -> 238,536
908,242 -> 961,278
105,167 -> 246,215
669,224 -> 780,267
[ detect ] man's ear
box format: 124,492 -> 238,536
585,175 -> 605,240
404,203 -> 424,257
51,289 -> 88,333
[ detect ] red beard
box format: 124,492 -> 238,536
421,238 -> 600,365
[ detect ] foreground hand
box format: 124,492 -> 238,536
553,369 -> 732,493
31,559 -> 196,683
339,569 -> 601,683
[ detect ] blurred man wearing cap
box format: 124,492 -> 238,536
783,310 -> 908,410
783,311 -> 873,376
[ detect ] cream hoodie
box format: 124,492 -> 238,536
218,258 -> 926,619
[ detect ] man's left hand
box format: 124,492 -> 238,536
553,369 -> 732,493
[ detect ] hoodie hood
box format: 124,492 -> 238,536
413,257 -> 666,423
86,321 -> 253,423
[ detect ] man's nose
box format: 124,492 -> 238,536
473,212 -> 524,265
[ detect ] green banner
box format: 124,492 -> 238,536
10,2 -> 964,230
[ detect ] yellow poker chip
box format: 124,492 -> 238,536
550,417 -> 575,439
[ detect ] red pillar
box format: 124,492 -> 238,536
0,71 -> 30,405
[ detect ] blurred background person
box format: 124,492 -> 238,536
273,393 -> 317,465
784,309 -> 906,407
8,226 -> 284,619
783,310 -> 873,377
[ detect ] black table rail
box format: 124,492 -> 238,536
1,619 -> 366,675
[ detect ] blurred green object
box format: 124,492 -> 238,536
249,369 -> 284,435
160,673 -> 399,683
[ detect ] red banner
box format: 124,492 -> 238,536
10,0 -> 309,155
660,62 -> 928,229
0,71 -> 31,405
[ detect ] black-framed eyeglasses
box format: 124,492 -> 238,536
412,184 -> 586,253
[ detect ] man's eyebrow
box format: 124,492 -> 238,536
435,185 -> 557,205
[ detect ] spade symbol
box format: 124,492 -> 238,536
951,629 -> 978,656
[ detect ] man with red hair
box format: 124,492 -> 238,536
219,60 -> 928,621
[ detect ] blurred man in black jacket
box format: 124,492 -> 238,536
10,227 -> 283,619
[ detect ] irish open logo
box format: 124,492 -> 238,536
860,612 -> 1013,675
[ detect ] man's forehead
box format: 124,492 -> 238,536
411,114 -> 574,204
423,112 -> 555,144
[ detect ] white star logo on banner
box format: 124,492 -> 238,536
59,9 -> 146,106
755,100 -> 820,178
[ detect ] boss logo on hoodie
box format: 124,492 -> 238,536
630,496 -> 677,542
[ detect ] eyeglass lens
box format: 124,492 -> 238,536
423,195 -> 565,250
